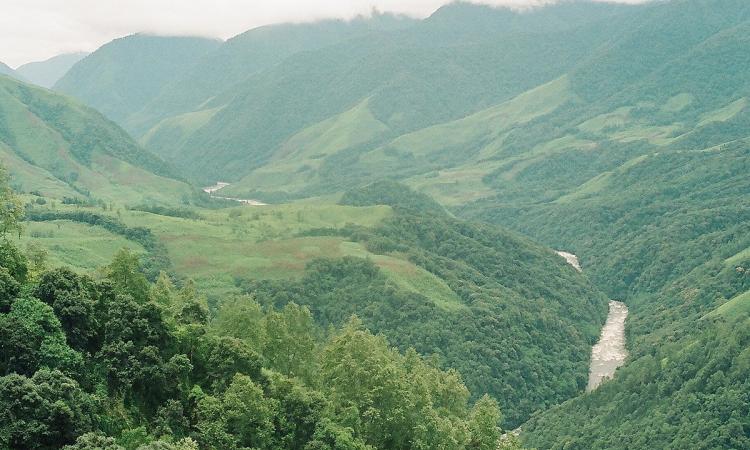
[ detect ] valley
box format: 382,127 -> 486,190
1,0 -> 749,448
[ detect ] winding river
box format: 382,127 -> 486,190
202,182 -> 267,206
556,251 -> 629,391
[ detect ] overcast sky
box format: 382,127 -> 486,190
2,0 -> 649,68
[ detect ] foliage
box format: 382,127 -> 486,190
26,210 -> 171,279
243,198 -> 608,427
339,181 -> 447,216
0,228 -> 511,448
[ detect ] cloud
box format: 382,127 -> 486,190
0,0 -> 651,67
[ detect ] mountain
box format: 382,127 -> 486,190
54,34 -> 221,123
47,3 -> 635,184
16,52 -> 88,88
511,142 -> 750,448
141,2 -> 637,184
0,75 -> 192,204
0,62 -> 23,81
126,13 -> 418,135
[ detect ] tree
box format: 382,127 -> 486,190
0,266 -> 20,313
33,268 -> 100,352
467,395 -> 502,450
0,166 -> 23,237
0,238 -> 28,283
263,302 -> 317,381
0,369 -> 95,449
196,336 -> 263,390
211,295 -> 266,352
106,248 -> 150,302
151,271 -> 175,309
221,374 -> 277,448
0,297 -> 82,376
63,433 -> 123,450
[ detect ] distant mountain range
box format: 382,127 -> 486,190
16,52 -> 88,88
0,61 -> 23,81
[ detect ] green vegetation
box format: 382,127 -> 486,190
54,35 -> 220,123
16,182 -> 609,431
0,173 -> 517,450
240,183 -> 608,427
0,76 -> 194,205
7,0 -> 750,447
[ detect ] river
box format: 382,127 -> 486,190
557,251 -> 629,391
202,182 -> 267,206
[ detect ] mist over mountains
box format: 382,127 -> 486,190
1,0 -> 749,448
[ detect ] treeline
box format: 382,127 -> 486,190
25,210 -> 170,279
0,239 -> 515,450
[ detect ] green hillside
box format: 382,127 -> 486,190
0,75 -> 192,204
16,52 -> 88,88
158,3 -> 635,184
5,0 -> 750,447
19,182 -> 609,429
54,35 -> 221,123
1,174 -> 518,449
127,14 -> 417,136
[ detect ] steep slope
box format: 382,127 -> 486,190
54,34 -> 220,123
238,183 -> 609,428
16,52 -> 88,88
437,1 -> 750,445
127,13 -> 417,135
217,0 -> 750,204
21,179 -> 610,429
139,2 -> 637,184
0,75 -> 191,204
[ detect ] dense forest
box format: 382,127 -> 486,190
0,174 -> 520,450
240,182 -> 608,427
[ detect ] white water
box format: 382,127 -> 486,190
556,250 -> 629,391
202,181 -> 267,206
587,300 -> 629,391
556,251 -> 582,271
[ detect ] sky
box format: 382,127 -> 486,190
2,0 -> 649,68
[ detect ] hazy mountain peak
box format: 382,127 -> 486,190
16,52 -> 88,88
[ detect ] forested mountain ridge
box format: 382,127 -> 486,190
0,75 -> 193,204
0,182 -> 514,449
52,1 -> 638,183
219,0 -> 750,202
125,13 -> 418,137
1,168 -> 611,448
240,182 -> 609,427
54,35 -> 221,123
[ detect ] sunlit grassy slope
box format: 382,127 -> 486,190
0,75 -> 193,204
17,220 -> 145,271
18,201 -> 466,305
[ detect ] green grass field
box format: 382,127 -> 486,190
19,199 -> 465,309
707,290 -> 750,319
16,220 -> 145,271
